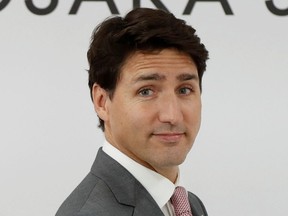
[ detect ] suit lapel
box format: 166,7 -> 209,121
91,148 -> 164,216
132,181 -> 165,216
188,192 -> 207,216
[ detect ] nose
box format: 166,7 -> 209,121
158,94 -> 183,125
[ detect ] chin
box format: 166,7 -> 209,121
163,156 -> 187,167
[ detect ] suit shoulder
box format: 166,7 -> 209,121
55,172 -> 133,216
55,172 -> 106,216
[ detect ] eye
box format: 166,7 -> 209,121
138,88 -> 154,97
178,87 -> 193,95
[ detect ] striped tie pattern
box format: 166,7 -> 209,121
171,186 -> 193,216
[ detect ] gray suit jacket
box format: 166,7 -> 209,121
56,148 -> 208,216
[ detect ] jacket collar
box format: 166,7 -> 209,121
90,148 -> 164,216
91,148 -> 137,206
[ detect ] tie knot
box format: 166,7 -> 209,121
171,186 -> 193,216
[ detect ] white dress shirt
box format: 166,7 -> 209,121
103,141 -> 180,216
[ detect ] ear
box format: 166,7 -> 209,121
92,84 -> 110,122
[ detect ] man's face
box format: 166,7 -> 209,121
96,49 -> 201,180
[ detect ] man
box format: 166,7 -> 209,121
56,7 -> 209,216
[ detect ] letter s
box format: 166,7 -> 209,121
25,0 -> 58,15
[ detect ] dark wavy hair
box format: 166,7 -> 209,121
87,8 -> 209,131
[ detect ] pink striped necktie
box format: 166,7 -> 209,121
171,186 -> 193,216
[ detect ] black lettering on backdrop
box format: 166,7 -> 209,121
266,0 -> 288,16
69,0 -> 119,14
183,0 -> 233,15
25,0 -> 58,15
0,0 -> 10,11
3,0 -> 287,17
133,0 -> 169,12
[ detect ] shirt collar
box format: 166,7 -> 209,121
102,140 -> 179,209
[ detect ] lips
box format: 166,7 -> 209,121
152,132 -> 184,143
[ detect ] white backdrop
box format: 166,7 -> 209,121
1,1 -> 287,215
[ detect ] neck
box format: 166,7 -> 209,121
153,166 -> 179,183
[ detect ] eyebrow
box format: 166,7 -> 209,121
177,73 -> 199,82
133,73 -> 166,83
133,73 -> 198,83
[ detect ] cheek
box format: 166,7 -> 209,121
111,100 -> 144,129
185,102 -> 201,127
195,108 -> 202,132
124,105 -> 157,138
125,106 -> 149,127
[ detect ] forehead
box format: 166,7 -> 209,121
120,49 -> 197,79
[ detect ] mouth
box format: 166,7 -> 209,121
152,132 -> 185,143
